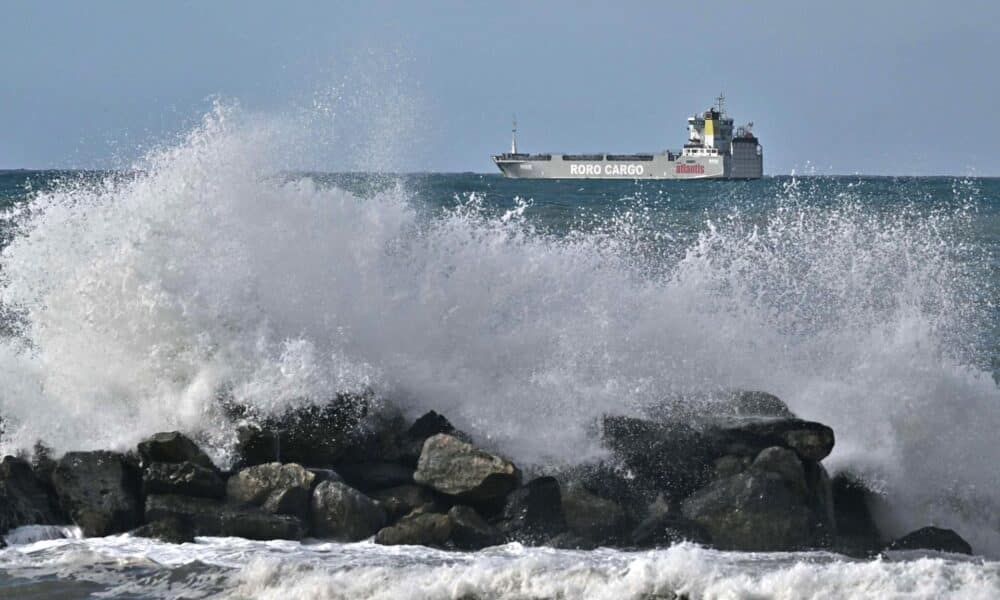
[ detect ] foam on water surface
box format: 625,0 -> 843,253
0,537 -> 997,599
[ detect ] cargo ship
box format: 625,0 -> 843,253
492,96 -> 762,180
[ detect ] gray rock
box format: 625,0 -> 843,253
145,494 -> 304,540
143,461 -> 225,499
137,432 -> 214,470
712,455 -> 751,480
631,512 -> 711,547
370,484 -> 439,522
751,447 -> 806,493
499,477 -> 568,543
726,390 -> 796,418
130,517 -> 195,544
227,463 -> 315,519
681,469 -> 820,551
448,505 -> 502,550
413,434 -> 521,501
338,462 -> 414,492
52,451 -> 141,537
0,456 -> 65,536
374,512 -> 452,547
310,480 -> 386,541
888,526 -> 972,555
235,393 -> 374,467
560,483 -> 629,546
831,473 -> 882,556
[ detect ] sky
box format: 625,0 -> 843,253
1,0 -> 997,175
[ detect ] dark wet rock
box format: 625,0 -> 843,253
631,512 -> 711,547
802,460 -> 836,546
145,494 -> 304,540
600,413 -> 835,506
395,411 -> 470,467
888,526 -> 972,555
52,451 -> 141,537
130,517 -> 195,544
310,480 -> 386,541
499,476 -> 568,543
374,511 -> 453,547
0,456 -> 65,536
236,392 -> 374,467
448,505 -> 503,550
560,483 -> 629,546
413,434 -> 521,501
725,390 -> 796,418
227,462 -> 315,519
142,461 -> 225,499
751,447 -> 806,492
337,462 -> 414,492
137,432 -> 214,470
831,473 -> 882,555
563,461 -> 652,520
548,531 -> 599,550
306,468 -> 343,487
712,455 -> 751,480
680,466 -> 821,551
370,484 -> 440,522
601,417 -> 718,501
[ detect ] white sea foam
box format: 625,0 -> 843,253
1,537 -> 997,599
0,103 -> 997,557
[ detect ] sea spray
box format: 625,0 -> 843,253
0,104 -> 997,555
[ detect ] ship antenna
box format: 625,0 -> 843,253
511,114 -> 518,154
716,93 -> 725,114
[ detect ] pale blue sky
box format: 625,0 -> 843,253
1,1 -> 997,175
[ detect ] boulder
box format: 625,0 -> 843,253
52,451 -> 141,537
725,390 -> 796,418
370,485 -> 440,522
498,477 -> 567,543
130,517 -> 195,544
751,447 -> 806,493
831,473 -> 882,555
142,462 -> 225,499
600,413 -> 836,505
631,512 -> 711,548
310,480 -> 386,541
888,526 -> 972,555
413,434 -> 521,501
235,393 -> 373,467
0,456 -> 65,536
145,494 -> 304,540
680,468 -> 820,551
337,462 -> 414,492
396,411 -> 468,467
137,432 -> 214,470
601,417 -> 718,502
448,505 -> 503,550
560,483 -> 629,546
374,512 -> 453,547
227,463 -> 315,519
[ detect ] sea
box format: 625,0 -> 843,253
0,106 -> 998,598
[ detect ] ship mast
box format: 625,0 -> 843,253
511,114 -> 518,154
715,93 -> 725,114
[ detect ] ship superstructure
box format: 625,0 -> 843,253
492,96 -> 762,180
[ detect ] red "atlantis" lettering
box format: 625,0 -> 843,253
675,163 -> 705,174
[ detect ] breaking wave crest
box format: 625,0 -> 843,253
0,104 -> 997,554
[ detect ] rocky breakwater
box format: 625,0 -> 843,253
0,392 -> 977,556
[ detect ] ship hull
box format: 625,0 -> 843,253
493,151 -> 761,180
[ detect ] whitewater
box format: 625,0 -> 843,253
0,103 -> 998,598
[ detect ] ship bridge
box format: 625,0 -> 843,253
683,94 -> 734,157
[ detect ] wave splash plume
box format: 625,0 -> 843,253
0,103 -> 997,556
